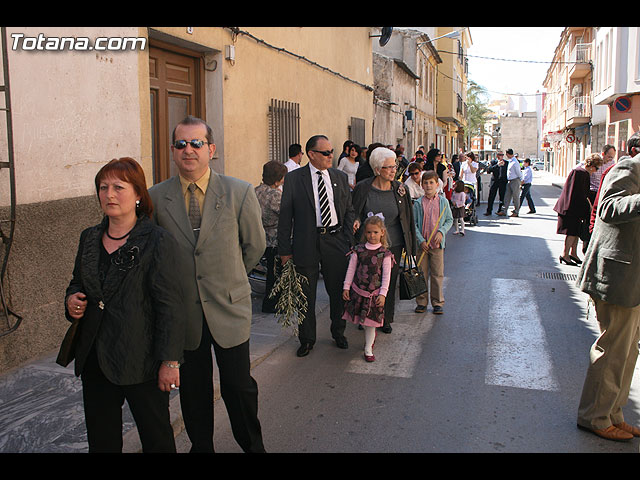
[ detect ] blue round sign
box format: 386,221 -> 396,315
614,96 -> 631,112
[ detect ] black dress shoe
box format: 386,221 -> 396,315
296,343 -> 313,357
378,325 -> 393,334
335,337 -> 348,349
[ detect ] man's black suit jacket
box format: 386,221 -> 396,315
487,160 -> 508,185
277,164 -> 356,267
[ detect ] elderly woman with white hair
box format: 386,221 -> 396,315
351,146 -> 417,333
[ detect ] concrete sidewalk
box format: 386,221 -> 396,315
0,276 -> 328,453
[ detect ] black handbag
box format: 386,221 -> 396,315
56,317 -> 81,367
578,218 -> 591,242
398,253 -> 428,300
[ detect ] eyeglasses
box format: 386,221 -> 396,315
173,139 -> 209,150
311,149 -> 334,157
410,171 -> 421,176
380,165 -> 398,170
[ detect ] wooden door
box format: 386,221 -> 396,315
149,41 -> 205,183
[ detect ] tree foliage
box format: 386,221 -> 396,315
466,80 -> 492,143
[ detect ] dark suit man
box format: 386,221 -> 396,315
277,135 -> 356,357
149,115 -> 266,453
484,152 -> 508,215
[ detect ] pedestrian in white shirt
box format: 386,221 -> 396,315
403,162 -> 425,199
499,149 -> 523,217
337,143 -> 360,189
460,151 -> 479,202
284,143 -> 303,172
519,158 -> 536,214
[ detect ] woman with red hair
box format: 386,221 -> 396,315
62,157 -> 184,452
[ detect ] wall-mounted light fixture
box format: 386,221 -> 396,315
225,45 -> 235,61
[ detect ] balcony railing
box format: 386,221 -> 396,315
567,95 -> 591,121
568,43 -> 591,79
570,43 -> 591,64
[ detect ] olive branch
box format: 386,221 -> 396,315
268,259 -> 308,335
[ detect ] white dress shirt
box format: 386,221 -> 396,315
284,158 -> 300,172
308,162 -> 339,227
522,165 -> 533,184
506,157 -> 523,181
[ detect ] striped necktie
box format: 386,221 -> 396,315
188,183 -> 201,240
316,171 -> 331,227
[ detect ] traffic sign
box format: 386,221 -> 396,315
565,133 -> 575,143
614,96 -> 631,113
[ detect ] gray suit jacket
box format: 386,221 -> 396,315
577,153 -> 640,308
149,170 -> 266,349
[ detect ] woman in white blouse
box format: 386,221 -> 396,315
337,143 -> 360,189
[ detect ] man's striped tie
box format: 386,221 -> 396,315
316,171 -> 331,227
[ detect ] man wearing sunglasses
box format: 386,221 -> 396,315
277,135 -> 356,357
149,115 -> 266,453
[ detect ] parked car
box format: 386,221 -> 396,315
533,161 -> 545,171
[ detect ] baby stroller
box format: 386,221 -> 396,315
463,182 -> 478,226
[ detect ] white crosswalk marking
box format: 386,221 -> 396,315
485,278 -> 559,391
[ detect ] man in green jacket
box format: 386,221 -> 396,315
576,136 -> 640,442
149,115 -> 266,453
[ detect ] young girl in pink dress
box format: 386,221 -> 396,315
451,180 -> 466,236
342,214 -> 395,362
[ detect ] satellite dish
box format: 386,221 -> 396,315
379,27 -> 393,46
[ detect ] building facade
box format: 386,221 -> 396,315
542,27 -> 595,177
593,27 -> 640,158
500,112 -> 539,160
372,28 -> 441,155
543,26 -> 640,177
435,27 -> 472,156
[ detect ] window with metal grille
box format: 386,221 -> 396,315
268,99 -> 300,163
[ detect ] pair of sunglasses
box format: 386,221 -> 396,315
311,149 -> 334,157
173,139 -> 209,149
